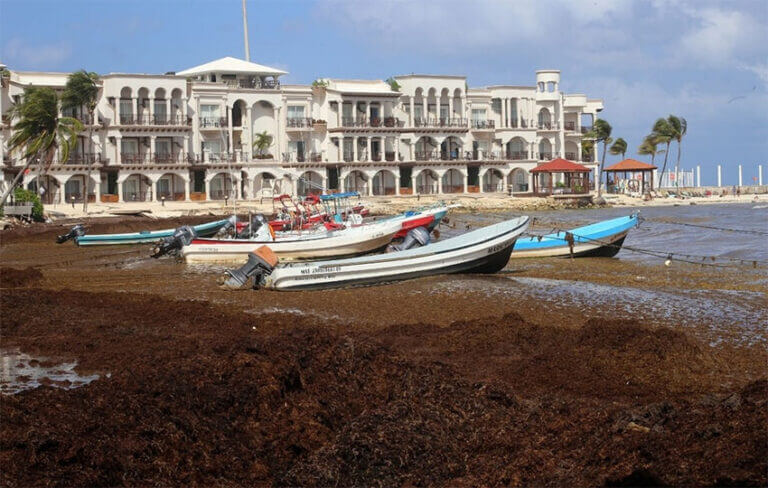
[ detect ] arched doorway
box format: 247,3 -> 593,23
156,173 -> 186,201
344,170 -> 368,194
372,170 -> 396,195
507,168 -> 530,193
441,169 -> 464,193
26,176 -> 61,204
64,175 -> 97,203
122,174 -> 152,202
209,172 -> 236,200
482,169 -> 504,193
538,108 -> 552,129
538,139 -> 552,160
297,170 -> 323,196
415,169 -> 439,194
253,172 -> 276,198
506,137 -> 527,160
415,136 -> 438,161
441,136 -> 462,160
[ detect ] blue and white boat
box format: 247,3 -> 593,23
72,218 -> 231,246
511,213 -> 638,258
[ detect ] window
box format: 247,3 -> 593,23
120,98 -> 133,116
200,104 -> 220,118
154,100 -> 167,122
472,108 -> 486,122
202,140 -> 222,155
287,105 -> 305,120
121,139 -> 138,154
440,105 -> 449,119
155,139 -> 171,156
414,105 -> 423,119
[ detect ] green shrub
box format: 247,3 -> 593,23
13,187 -> 44,221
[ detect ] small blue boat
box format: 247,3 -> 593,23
73,218 -> 231,246
511,213 -> 638,258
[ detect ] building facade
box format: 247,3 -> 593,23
0,57 -> 603,204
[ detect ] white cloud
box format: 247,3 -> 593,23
3,38 -> 72,69
678,8 -> 766,66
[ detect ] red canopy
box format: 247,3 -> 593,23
530,158 -> 591,173
604,158 -> 657,172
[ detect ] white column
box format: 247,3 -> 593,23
182,98 -> 188,120
437,173 -> 443,194
366,137 -> 371,162
114,98 -> 120,124
184,177 -> 190,201
337,101 -> 343,126
696,165 -> 701,187
409,97 -> 414,125
759,165 -> 763,186
150,135 -> 156,164
353,136 -> 358,161
166,99 -> 171,123
501,98 -> 507,128
245,107 -> 252,161
463,172 -> 468,194
117,178 -> 124,202
738,164 -> 743,187
148,97 -> 154,123
227,106 -> 234,155
133,98 -> 139,122
448,98 -> 454,120
717,165 -> 722,187
115,136 -> 122,164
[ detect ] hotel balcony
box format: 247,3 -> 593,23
339,116 -> 405,129
117,115 -> 191,127
198,117 -> 229,129
283,151 -> 323,163
471,120 -> 495,130
286,117 -> 313,130
564,121 -> 577,131
537,121 -> 559,130
539,152 -> 553,160
120,152 -> 188,165
222,78 -> 281,90
506,151 -> 529,160
67,153 -> 107,165
413,117 -> 468,129
565,152 -> 577,160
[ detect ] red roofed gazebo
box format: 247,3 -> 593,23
530,158 -> 592,196
604,158 -> 657,194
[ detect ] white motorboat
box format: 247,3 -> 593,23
221,216 -> 530,290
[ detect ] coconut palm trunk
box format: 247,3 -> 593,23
83,116 -> 94,212
0,154 -> 36,205
658,142 -> 671,188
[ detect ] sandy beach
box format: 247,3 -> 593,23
1,207 -> 766,486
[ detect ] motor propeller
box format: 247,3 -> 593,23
150,225 -> 197,258
220,246 -> 278,290
56,224 -> 86,244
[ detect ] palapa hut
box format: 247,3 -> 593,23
530,158 -> 592,196
604,158 -> 657,194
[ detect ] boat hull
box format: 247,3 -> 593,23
75,219 -> 230,246
510,214 -> 637,259
263,216 -> 529,291
183,220 -> 403,264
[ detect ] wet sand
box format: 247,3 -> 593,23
1,216 -> 766,486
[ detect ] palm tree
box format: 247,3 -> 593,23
667,115 -> 687,190
62,70 -> 100,212
609,137 -> 627,160
581,138 -> 595,162
0,87 -> 82,207
252,131 -> 273,157
651,118 -> 675,187
585,118 -> 612,197
637,135 -> 665,165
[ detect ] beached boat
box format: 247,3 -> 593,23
223,216 -> 530,291
59,218 -> 231,246
390,204 -> 450,239
182,217 -> 404,264
510,213 -> 638,258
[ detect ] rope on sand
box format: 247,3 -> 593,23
645,218 -> 768,236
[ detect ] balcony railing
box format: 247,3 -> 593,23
67,153 -> 106,165
582,154 -> 594,162
539,152 -> 553,160
413,117 -> 468,128
537,121 -> 559,130
283,151 -> 323,163
340,116 -> 405,128
507,151 -> 528,160
118,114 -> 190,126
564,121 -> 577,131
471,120 -> 495,129
121,153 -> 149,164
565,152 -> 577,161
223,78 -> 281,90
199,117 -> 228,128
287,117 -> 312,128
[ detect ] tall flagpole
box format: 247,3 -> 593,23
242,0 -> 250,61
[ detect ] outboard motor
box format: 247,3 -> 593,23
220,246 -> 278,290
214,216 -> 237,238
150,225 -> 197,258
237,214 -> 271,240
387,226 -> 431,252
56,224 -> 86,244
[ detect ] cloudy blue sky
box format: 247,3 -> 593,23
1,0 -> 766,184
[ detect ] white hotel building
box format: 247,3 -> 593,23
0,57 -> 603,204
